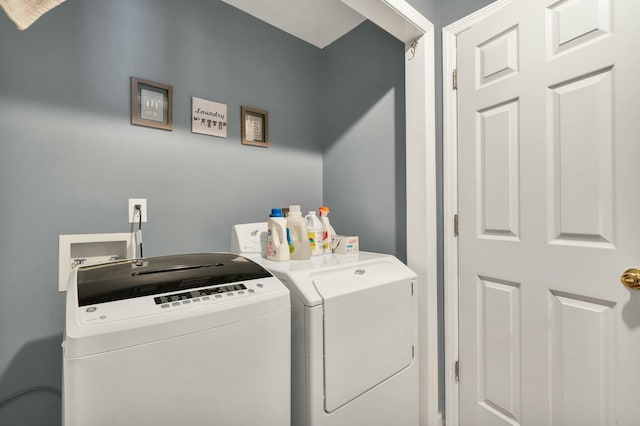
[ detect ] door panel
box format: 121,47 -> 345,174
477,99 -> 520,240
477,277 -> 521,423
546,0 -> 611,57
547,67 -> 614,247
549,291 -> 615,426
477,25 -> 519,86
457,0 -> 640,425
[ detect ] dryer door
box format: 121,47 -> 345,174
311,259 -> 414,412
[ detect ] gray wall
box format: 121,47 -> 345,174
406,0 -> 438,22
0,1 -> 323,424
321,21 -> 407,262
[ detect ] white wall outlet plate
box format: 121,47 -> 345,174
128,198 -> 148,223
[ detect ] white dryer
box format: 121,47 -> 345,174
231,224 -> 419,426
63,253 -> 290,426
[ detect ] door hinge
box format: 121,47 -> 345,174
453,68 -> 458,90
454,214 -> 459,237
412,345 -> 415,359
411,281 -> 414,296
454,360 -> 460,383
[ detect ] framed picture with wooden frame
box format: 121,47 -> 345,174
131,77 -> 173,131
241,106 -> 268,147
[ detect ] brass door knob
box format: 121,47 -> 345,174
620,269 -> 640,290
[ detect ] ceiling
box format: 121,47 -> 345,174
220,0 -> 367,49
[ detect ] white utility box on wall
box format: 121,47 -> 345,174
58,233 -> 135,292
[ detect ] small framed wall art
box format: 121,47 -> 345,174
241,106 -> 268,148
131,77 -> 173,131
192,97 -> 227,138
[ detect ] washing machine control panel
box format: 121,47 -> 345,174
154,283 -> 249,308
77,278 -> 277,325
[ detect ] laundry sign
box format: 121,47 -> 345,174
192,97 -> 227,138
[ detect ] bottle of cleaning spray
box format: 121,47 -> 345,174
306,210 -> 323,256
287,205 -> 312,260
318,206 -> 336,254
266,208 -> 289,261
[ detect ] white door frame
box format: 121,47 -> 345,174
341,1 -> 438,425
442,1 -> 516,426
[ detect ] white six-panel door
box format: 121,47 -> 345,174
456,0 -> 640,424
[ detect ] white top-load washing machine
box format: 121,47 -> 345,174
63,253 -> 290,426
231,223 -> 419,426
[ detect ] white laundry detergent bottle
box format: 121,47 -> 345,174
305,211 -> 323,256
266,208 -> 289,261
318,206 -> 336,254
287,205 -> 312,260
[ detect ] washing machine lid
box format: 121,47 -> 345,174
76,253 -> 271,307
311,259 -> 415,412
